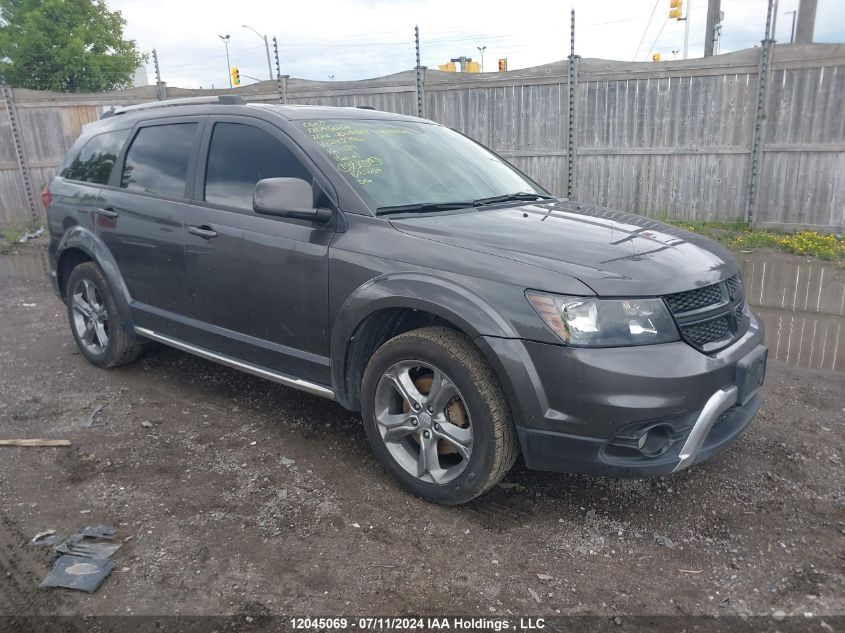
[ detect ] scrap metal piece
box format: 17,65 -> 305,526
80,525 -> 116,539
40,554 -> 115,593
54,540 -> 121,559
52,528 -> 121,559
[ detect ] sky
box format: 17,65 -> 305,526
108,0 -> 845,88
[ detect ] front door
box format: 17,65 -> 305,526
182,117 -> 335,385
97,118 -> 202,333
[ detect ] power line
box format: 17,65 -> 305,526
645,17 -> 671,60
633,0 -> 661,61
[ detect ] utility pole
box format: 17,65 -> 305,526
152,48 -> 165,100
566,8 -> 580,200
745,0 -> 779,226
795,0 -> 817,44
682,0 -> 691,59
0,74 -> 38,222
272,36 -> 287,104
243,25 -> 274,80
219,34 -> 232,88
704,0 -> 721,57
414,25 -> 424,118
476,45 -> 486,72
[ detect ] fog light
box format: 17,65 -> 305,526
638,425 -> 671,457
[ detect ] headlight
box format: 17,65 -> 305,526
526,292 -> 679,346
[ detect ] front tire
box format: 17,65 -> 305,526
361,326 -> 518,505
66,262 -> 143,368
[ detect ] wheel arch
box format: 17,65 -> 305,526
55,225 -> 134,330
331,273 -> 519,411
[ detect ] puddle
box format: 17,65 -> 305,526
741,255 -> 844,372
0,246 -> 50,282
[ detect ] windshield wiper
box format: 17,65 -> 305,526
376,201 -> 473,216
471,192 -> 555,206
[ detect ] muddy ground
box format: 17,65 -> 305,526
0,242 -> 843,625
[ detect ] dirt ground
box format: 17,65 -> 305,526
0,241 -> 843,625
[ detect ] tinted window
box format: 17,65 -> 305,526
121,123 -> 197,197
205,123 -> 311,210
63,129 -> 131,185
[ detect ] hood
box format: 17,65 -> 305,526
389,200 -> 739,296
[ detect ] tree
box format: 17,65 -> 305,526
0,0 -> 145,92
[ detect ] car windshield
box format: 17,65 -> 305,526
298,119 -> 549,211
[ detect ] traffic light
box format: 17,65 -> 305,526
498,58 -> 508,72
465,61 -> 481,73
231,66 -> 241,86
652,53 -> 662,62
438,62 -> 456,72
669,0 -> 683,20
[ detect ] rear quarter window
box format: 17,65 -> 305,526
62,129 -> 131,185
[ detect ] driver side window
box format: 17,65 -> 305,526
204,122 -> 312,211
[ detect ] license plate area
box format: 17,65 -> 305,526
736,345 -> 767,405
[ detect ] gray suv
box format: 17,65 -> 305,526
46,96 -> 767,504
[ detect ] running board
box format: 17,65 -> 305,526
134,327 -> 336,400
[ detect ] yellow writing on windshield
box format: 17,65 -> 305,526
302,120 -> 413,185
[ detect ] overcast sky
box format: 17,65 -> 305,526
110,0 -> 845,88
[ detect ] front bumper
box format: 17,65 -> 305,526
516,390 -> 761,476
476,312 -> 765,477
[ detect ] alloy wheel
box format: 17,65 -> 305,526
373,360 -> 473,484
71,278 -> 109,355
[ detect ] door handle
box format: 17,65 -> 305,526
96,207 -> 119,219
187,225 -> 219,240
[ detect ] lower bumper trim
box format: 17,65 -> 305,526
672,385 -> 738,473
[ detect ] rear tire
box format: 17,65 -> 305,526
66,262 -> 143,368
361,326 -> 518,505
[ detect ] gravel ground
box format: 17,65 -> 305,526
0,242 -> 843,624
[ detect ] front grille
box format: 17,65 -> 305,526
662,275 -> 747,353
684,316 -> 730,347
725,275 -> 742,298
664,283 -> 723,314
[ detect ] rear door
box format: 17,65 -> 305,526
181,116 -> 335,384
97,117 -> 203,334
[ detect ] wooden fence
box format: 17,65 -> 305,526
1,43 -> 843,231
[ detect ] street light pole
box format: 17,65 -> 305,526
242,24 -> 274,81
219,34 -> 232,88
477,45 -> 486,72
785,10 -> 797,42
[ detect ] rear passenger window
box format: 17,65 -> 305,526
63,129 -> 131,185
120,123 -> 197,197
204,123 -> 312,210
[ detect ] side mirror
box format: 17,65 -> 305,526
253,178 -> 331,222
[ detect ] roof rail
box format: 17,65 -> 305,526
100,95 -> 246,119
